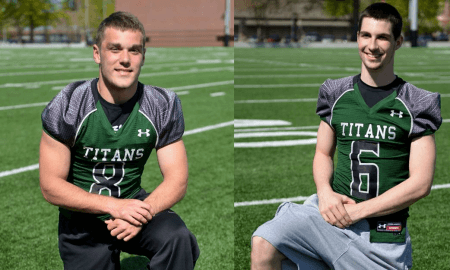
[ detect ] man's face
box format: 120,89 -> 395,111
93,27 -> 145,90
357,17 -> 402,72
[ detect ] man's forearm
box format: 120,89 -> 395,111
353,175 -> 431,220
313,151 -> 334,195
143,177 -> 187,215
40,176 -> 117,215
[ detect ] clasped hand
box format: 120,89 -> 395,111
318,191 -> 361,229
106,199 -> 153,241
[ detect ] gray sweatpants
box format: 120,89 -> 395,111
253,194 -> 412,270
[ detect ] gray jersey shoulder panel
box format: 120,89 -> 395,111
396,83 -> 442,137
41,79 -> 97,147
316,75 -> 356,127
139,85 -> 185,149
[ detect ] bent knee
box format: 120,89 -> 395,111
251,236 -> 286,265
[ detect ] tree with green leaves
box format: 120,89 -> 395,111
0,0 -> 69,43
244,0 -> 300,40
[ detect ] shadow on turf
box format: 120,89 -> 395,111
121,256 -> 150,270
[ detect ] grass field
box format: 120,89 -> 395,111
0,47 -> 234,269
234,47 -> 450,269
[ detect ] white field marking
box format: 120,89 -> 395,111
431,183 -> 450,190
210,92 -> 225,97
52,86 -> 66,91
184,120 -> 234,136
0,58 -> 233,71
234,131 -> 317,139
0,76 -> 233,89
235,98 -> 317,104
169,80 -> 233,91
0,164 -> 40,178
196,59 -> 222,64
0,102 -> 48,111
234,196 -> 310,207
235,126 -> 320,133
0,66 -> 233,78
69,58 -> 93,62
176,91 -> 190,95
234,83 -> 321,89
234,119 -> 291,128
235,80 -> 450,89
234,74 -> 353,79
443,119 -> 450,123
234,138 -> 317,148
0,120 -> 234,179
0,81 -> 233,112
235,58 -> 360,72
235,183 -> 450,207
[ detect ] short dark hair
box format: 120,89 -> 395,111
95,11 -> 146,48
358,3 -> 403,40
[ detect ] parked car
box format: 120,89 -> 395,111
322,34 -> 335,43
304,32 -> 321,42
436,33 -> 449,41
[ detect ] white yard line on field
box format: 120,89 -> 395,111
236,94 -> 450,103
235,98 -> 318,103
0,81 -> 233,111
0,120 -> 234,179
0,68 -> 233,89
235,183 -> 450,207
235,80 -> 450,89
170,80 -> 233,91
0,102 -> 49,111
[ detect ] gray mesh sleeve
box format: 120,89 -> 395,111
316,79 -> 333,125
41,80 -> 96,146
140,86 -> 185,149
316,76 -> 354,126
157,93 -> 185,148
400,84 -> 442,137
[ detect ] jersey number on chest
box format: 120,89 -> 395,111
349,140 -> 380,200
89,162 -> 125,197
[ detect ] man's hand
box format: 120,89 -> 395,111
317,191 -> 356,228
105,218 -> 142,242
108,198 -> 153,226
343,203 -> 363,224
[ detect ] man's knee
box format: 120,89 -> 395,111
251,236 -> 286,266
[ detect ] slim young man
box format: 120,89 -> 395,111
251,3 -> 441,270
39,12 -> 199,270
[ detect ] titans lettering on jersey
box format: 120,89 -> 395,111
316,75 -> 441,204
42,79 -> 185,214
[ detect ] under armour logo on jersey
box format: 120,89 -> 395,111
390,110 -> 403,118
138,129 -> 150,137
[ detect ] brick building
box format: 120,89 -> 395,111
115,0 -> 234,47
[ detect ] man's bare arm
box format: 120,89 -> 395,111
313,121 -> 355,228
143,139 -> 188,215
344,134 -> 436,222
39,131 -> 152,226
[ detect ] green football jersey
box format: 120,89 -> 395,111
316,75 -> 441,242
42,79 -> 185,220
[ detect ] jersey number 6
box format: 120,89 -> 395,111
349,140 -> 379,200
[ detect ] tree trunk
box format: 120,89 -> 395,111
29,14 -> 34,43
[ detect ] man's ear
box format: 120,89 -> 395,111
142,47 -> 146,66
395,35 -> 404,50
93,44 -> 101,64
